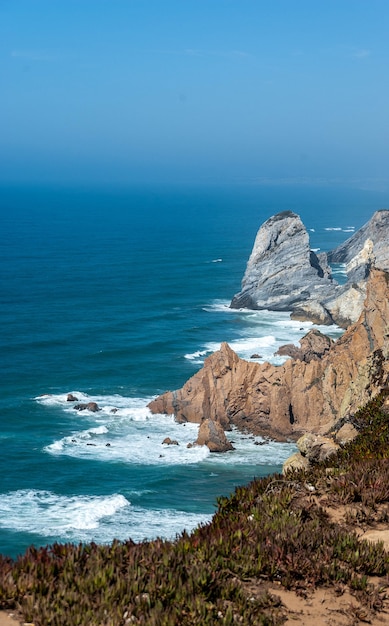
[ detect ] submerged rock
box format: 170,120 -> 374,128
162,437 -> 179,445
74,402 -> 100,412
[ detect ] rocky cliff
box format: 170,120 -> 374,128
327,209 -> 389,279
230,211 -> 335,312
149,268 -> 389,441
230,209 -> 389,328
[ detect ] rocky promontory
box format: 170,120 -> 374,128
230,209 -> 389,328
149,268 -> 389,441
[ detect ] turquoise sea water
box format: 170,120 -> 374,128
1,183 -> 388,559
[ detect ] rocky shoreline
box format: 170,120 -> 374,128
149,209 -> 389,451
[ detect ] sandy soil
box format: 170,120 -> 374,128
0,613 -> 22,626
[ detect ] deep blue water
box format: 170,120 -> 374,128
1,183 -> 388,559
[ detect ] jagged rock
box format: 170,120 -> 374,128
162,437 -> 179,445
283,452 -> 310,473
195,419 -> 234,452
67,393 -> 78,402
149,269 -> 389,441
328,210 -> 389,279
74,402 -> 100,412
276,329 -> 333,362
231,209 -> 389,328
230,211 -> 335,311
335,423 -> 359,445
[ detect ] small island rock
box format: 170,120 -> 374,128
195,419 -> 234,453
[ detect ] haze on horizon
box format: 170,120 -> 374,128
1,1 -> 389,189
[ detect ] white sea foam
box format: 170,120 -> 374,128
189,306 -> 343,366
203,428 -> 296,467
324,226 -> 355,232
39,390 -> 297,472
41,393 -> 208,465
0,490 -> 129,535
0,490 -> 210,543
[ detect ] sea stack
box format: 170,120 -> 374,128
230,209 -> 389,328
230,211 -> 334,312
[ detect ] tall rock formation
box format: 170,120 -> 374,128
230,211 -> 335,312
230,209 -> 389,328
149,269 -> 389,441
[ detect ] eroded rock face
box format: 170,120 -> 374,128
149,269 -> 389,441
230,211 -> 335,311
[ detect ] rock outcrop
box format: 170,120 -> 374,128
283,433 -> 340,473
230,211 -> 335,311
327,209 -> 389,279
195,419 -> 234,452
149,268 -> 389,441
74,402 -> 100,412
230,209 -> 389,328
275,329 -> 333,363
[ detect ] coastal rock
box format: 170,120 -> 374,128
283,436 -> 339,473
231,209 -> 389,328
67,393 -> 78,402
282,452 -> 310,473
321,281 -> 367,329
162,437 -> 179,445
297,433 -> 339,464
276,329 -> 333,363
74,402 -> 100,412
195,419 -> 234,452
230,211 -> 335,311
149,269 -> 389,441
327,210 -> 389,279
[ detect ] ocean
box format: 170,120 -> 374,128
1,182 -> 388,559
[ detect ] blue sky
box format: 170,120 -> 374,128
1,1 -> 389,186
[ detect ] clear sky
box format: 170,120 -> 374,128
1,1 -> 389,187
